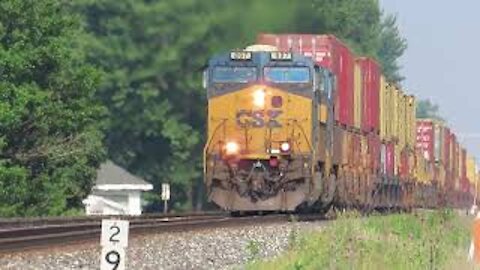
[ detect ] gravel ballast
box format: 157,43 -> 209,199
0,221 -> 325,270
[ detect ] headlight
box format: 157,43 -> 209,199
280,142 -> 291,153
253,89 -> 265,107
225,141 -> 240,155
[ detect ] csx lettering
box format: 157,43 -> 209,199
236,110 -> 282,128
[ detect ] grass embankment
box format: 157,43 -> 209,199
248,210 -> 471,270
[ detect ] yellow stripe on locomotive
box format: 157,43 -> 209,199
207,84 -> 313,160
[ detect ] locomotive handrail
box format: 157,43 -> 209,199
203,119 -> 228,178
290,119 -> 313,153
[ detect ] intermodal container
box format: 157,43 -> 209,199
368,133 -> 381,174
443,127 -> 451,168
386,84 -> 395,140
437,163 -> 446,186
461,148 -> 467,180
416,120 -> 434,162
467,155 -> 476,185
379,76 -> 388,140
406,95 -> 416,148
414,148 -> 430,183
391,86 -> 399,141
353,60 -> 362,130
400,149 -> 410,179
453,138 -> 460,190
397,93 -> 407,149
433,123 -> 444,163
257,34 -> 355,126
353,133 -> 362,169
361,135 -> 368,170
450,133 -> 457,177
357,57 -> 380,133
386,142 -> 395,177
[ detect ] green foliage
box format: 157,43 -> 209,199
378,14 -> 408,82
246,239 -> 262,262
287,0 -> 407,83
248,211 -> 470,270
0,0 -> 105,216
416,99 -> 444,120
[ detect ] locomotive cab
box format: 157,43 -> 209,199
203,46 -> 335,211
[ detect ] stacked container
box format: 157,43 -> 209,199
397,93 -> 407,150
391,86 -> 399,142
460,148 -> 468,192
467,155 -> 476,188
257,34 -> 355,127
367,133 -> 381,174
455,136 -> 460,190
414,148 -> 430,183
357,57 -> 380,133
405,95 -> 416,148
379,76 -> 388,140
353,60 -> 362,130
416,120 -> 435,162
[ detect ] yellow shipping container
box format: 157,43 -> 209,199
467,155 -> 476,185
397,93 -> 407,150
391,86 -> 400,141
353,61 -> 362,130
406,95 -> 416,148
414,149 -> 431,184
477,171 -> 480,200
386,84 -> 396,140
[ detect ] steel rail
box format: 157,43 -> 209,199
0,214 -> 308,253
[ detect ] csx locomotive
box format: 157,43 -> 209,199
203,45 -> 337,212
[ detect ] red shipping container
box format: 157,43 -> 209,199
257,33 -> 354,127
368,133 -> 381,173
400,149 -> 410,179
451,135 -> 459,190
461,148 -> 467,180
416,120 -> 435,162
357,58 -> 380,133
353,134 -> 361,168
443,127 -> 450,168
386,143 -> 395,177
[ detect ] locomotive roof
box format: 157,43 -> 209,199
208,50 -> 314,67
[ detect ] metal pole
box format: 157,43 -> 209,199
163,199 -> 168,214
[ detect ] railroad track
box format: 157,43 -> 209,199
0,213 -> 311,253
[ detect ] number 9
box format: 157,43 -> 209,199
105,250 -> 120,270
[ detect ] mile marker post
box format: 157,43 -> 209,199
162,183 -> 170,214
100,219 -> 129,270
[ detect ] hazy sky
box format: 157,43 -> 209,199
381,0 -> 480,159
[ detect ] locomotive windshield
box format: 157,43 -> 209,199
212,67 -> 257,83
264,67 -> 310,83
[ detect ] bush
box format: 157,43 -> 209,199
248,210 -> 470,270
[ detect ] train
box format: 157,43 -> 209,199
203,33 -> 478,213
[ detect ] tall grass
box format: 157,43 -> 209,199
248,210 -> 471,270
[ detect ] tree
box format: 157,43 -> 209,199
0,0 -> 105,216
288,0 -> 407,83
377,14 -> 408,82
416,99 -> 444,120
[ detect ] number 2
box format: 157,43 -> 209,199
105,250 -> 120,270
109,225 -> 120,242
